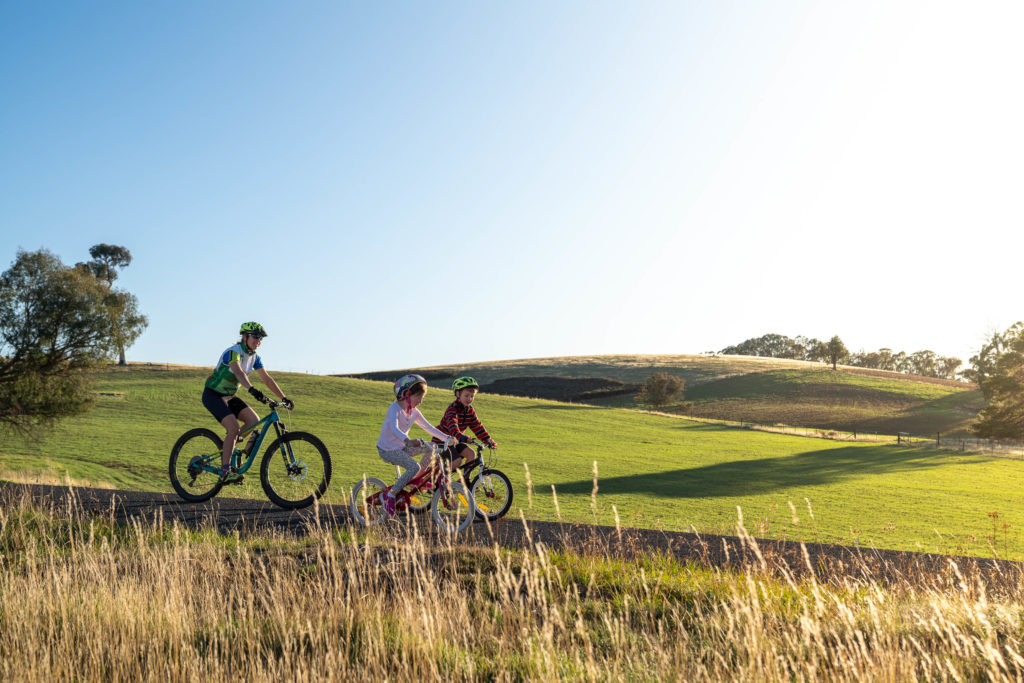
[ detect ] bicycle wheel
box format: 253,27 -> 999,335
469,468 -> 513,521
351,476 -> 388,527
259,431 -> 332,509
431,481 -> 475,533
169,428 -> 224,503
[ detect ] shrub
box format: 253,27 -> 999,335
635,373 -> 685,407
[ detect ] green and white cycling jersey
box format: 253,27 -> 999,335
204,344 -> 265,395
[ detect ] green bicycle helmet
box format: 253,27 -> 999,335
239,321 -> 268,338
452,376 -> 479,393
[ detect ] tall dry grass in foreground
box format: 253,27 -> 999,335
2,491 -> 1024,681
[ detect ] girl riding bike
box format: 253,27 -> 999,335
201,322 -> 293,483
376,374 -> 455,516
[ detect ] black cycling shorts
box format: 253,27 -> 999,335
440,442 -> 473,464
202,387 -> 249,423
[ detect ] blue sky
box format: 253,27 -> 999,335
2,1 -> 1022,374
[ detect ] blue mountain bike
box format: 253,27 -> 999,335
169,398 -> 331,509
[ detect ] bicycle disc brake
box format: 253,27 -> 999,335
287,460 -> 307,482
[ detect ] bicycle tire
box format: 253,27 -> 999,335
169,428 -> 225,503
469,468 -> 513,520
351,476 -> 388,527
259,431 -> 332,509
431,481 -> 475,533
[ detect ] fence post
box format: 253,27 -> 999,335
937,432 -> 941,446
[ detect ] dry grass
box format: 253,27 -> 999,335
3,490 -> 1024,681
0,469 -> 117,490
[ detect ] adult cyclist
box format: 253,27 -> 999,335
201,322 -> 294,483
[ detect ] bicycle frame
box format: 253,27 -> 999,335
460,439 -> 496,478
196,407 -> 288,476
371,443 -> 466,511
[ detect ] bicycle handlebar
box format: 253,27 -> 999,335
265,398 -> 292,411
417,437 -> 457,450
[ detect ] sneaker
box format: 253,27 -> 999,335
382,491 -> 397,516
220,466 -> 243,485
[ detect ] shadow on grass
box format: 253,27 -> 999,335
554,446 -> 995,498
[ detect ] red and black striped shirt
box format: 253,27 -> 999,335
433,401 -> 491,443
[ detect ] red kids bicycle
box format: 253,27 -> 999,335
350,442 -> 476,533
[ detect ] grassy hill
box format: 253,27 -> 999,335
342,353 -> 823,386
0,365 -> 1019,558
342,354 -> 982,436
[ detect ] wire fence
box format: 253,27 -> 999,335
673,414 -> 1024,458
895,432 -> 1024,458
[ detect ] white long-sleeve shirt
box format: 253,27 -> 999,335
377,401 -> 449,451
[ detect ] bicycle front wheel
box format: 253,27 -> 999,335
431,481 -> 475,533
470,468 -> 513,521
169,428 -> 224,503
259,431 -> 332,509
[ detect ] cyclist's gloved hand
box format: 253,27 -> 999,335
445,436 -> 458,447
281,396 -> 295,410
247,386 -> 267,404
486,439 -> 498,449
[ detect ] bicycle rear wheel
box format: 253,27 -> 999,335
431,481 -> 475,533
350,476 -> 388,526
469,468 -> 513,521
169,428 -> 224,503
259,431 -> 332,509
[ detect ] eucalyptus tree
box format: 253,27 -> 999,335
77,243 -> 147,365
0,249 -> 122,431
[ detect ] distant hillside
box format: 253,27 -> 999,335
340,354 -> 980,436
340,353 -> 824,387
650,369 -> 978,436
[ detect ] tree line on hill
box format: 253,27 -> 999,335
719,333 -> 962,379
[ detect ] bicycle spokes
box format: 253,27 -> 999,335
259,432 -> 331,509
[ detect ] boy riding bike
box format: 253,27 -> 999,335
201,322 -> 294,483
433,376 -> 497,469
376,374 -> 455,516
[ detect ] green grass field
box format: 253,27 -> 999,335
1,365 -> 1018,558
